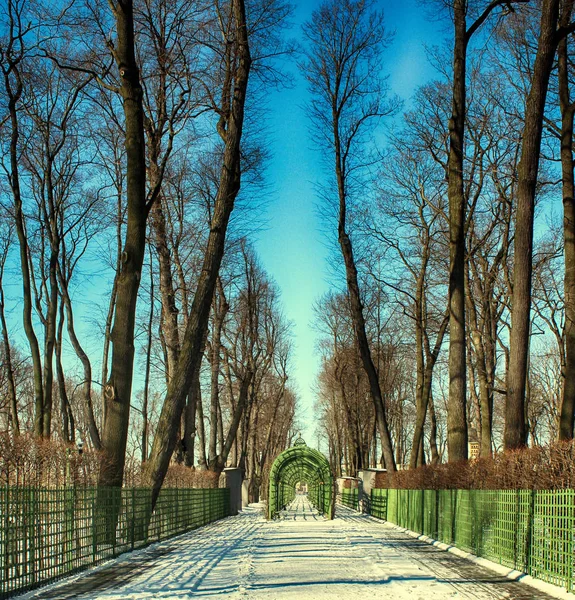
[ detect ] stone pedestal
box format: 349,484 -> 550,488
358,468 -> 386,513
223,468 -> 242,515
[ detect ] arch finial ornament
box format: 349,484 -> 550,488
293,433 -> 306,446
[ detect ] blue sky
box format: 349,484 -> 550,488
253,0 -> 443,445
1,0 -> 444,450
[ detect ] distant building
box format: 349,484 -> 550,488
468,428 -> 480,460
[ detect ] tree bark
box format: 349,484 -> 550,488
196,374 -> 208,469
183,391 -> 196,467
209,280 -> 228,464
149,189 -> 180,384
558,0 -> 575,441
98,0 -> 149,488
2,36 -> 44,437
466,267 -> 493,456
55,302 -> 72,442
428,391 -> 440,464
141,256 -> 154,463
446,0 -> 468,462
59,267 -> 101,449
0,241 -> 19,435
506,0 -> 561,449
143,0 -> 251,507
409,311 -> 449,468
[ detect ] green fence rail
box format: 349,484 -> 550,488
0,486 -> 230,599
370,488 -> 575,592
340,488 -> 359,510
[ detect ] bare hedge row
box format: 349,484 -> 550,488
374,441 -> 575,490
0,433 -> 220,488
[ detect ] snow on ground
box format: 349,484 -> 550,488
19,496 -> 561,600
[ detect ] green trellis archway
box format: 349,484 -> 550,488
268,437 -> 334,519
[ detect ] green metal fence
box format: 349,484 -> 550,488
0,486 -> 230,599
340,488 -> 359,510
370,488 -> 575,592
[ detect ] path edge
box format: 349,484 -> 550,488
371,516 -> 572,600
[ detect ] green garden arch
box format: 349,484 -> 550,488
268,437 -> 334,519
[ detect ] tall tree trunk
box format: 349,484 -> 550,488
42,242 -> 58,438
334,136 -> 396,472
410,312 -> 449,468
506,0 -> 561,449
101,185 -> 123,399
209,281 -> 227,463
411,274 -> 426,468
196,380 -> 208,469
558,0 -> 575,441
143,0 -> 251,506
183,391 -> 196,467
141,256 -> 154,463
149,193 -> 180,384
444,0 -> 523,460
0,247 -> 19,435
55,302 -> 71,442
59,268 -> 101,449
429,392 -> 440,465
98,0 -> 149,488
2,48 -> 44,436
447,0 -> 468,462
466,269 -> 492,456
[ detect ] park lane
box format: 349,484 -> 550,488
19,496 -> 559,600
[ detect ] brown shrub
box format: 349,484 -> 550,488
374,441 -> 575,490
342,478 -> 359,488
162,464 -> 221,488
0,433 -> 102,487
0,433 -> 222,489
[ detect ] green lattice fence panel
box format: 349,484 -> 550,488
369,488 -> 575,592
0,486 -> 230,599
423,490 -> 438,538
529,490 -> 574,591
437,490 -> 454,544
370,488 -> 387,520
453,490 -> 472,552
340,489 -> 358,510
407,489 -> 423,533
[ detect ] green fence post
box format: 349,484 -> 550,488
568,491 -> 574,592
28,487 -> 36,587
1,487 -> 5,597
92,490 -> 97,564
131,488 -> 135,550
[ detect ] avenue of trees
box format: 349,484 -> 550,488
312,0 -> 575,473
2,0 -> 575,495
0,0 -> 297,500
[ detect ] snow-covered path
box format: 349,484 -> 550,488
23,496 -> 559,600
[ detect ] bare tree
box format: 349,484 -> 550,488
557,0 -> 575,440
302,0 -> 399,471
505,0 -> 574,449
143,0 -> 252,505
440,0 -> 527,462
0,0 -> 44,437
98,0 -> 150,488
0,217 -> 19,434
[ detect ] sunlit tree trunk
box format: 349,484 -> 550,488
98,0 -> 149,488
558,0 -> 575,441
506,0 -> 562,449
